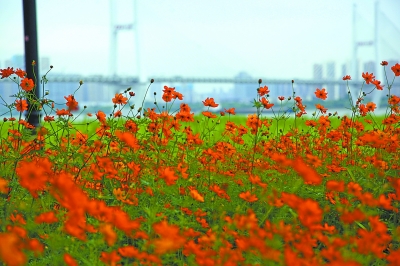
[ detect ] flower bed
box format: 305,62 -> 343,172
0,62 -> 399,265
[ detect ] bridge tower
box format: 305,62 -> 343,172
109,0 -> 140,79
352,1 -> 400,108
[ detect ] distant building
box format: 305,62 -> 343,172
313,64 -> 323,80
338,63 -> 349,100
363,61 -> 375,75
232,72 -> 255,103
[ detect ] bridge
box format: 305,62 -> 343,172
35,76 -> 365,87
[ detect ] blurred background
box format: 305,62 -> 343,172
0,0 -> 399,117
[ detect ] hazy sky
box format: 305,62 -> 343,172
0,0 -> 399,81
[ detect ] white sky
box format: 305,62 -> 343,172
0,0 -> 399,81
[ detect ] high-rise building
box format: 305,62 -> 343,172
232,72 -> 255,103
363,61 -> 375,75
326,62 -> 336,80
313,64 -> 323,80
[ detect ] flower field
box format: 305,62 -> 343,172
0,62 -> 399,265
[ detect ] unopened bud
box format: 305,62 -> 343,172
79,80 -> 83,85
258,79 -> 262,84
150,78 -> 154,83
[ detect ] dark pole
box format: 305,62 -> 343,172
23,0 -> 40,128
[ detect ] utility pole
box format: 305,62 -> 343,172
23,0 -> 40,128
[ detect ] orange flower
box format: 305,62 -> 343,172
314,88 -> 328,100
202,111 -> 217,118
124,120 -> 138,133
113,110 -> 122,117
239,191 -> 258,202
152,220 -> 186,255
189,188 -> 204,202
362,72 -> 375,84
315,103 -> 327,114
26,239 -> 44,256
260,97 -> 274,109
16,160 -> 49,198
0,67 -> 14,79
291,157 -> 322,185
63,253 -> 78,266
15,99 -> 28,112
20,77 -> 34,91
96,110 -> 107,124
224,107 -> 236,115
158,167 -> 178,185
14,68 -> 26,78
371,79 -> 383,90
115,130 -> 140,150
44,115 -> 54,122
0,232 -> 27,266
297,199 -> 323,228
326,180 -> 345,192
99,223 -> 117,246
342,75 -> 351,80
56,109 -> 71,116
100,251 -> 121,266
391,63 -> 400,76
366,102 -> 376,112
258,85 -> 270,96
0,178 -> 8,194
112,93 -> 128,105
118,246 -> 140,258
305,120 -> 317,127
64,95 -> 79,111
202,97 -> 219,107
34,211 -> 58,224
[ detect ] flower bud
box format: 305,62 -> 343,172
258,79 -> 262,84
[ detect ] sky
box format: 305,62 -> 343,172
0,0 -> 399,82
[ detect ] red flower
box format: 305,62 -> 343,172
96,110 -> 107,124
260,97 -> 274,109
15,99 -> 28,112
44,116 -> 55,122
15,68 -> 26,78
314,88 -> 328,100
0,67 -> 14,79
112,93 -> 128,105
258,85 -> 270,96
64,95 -> 79,111
202,97 -> 219,107
278,96 -> 285,101
380,61 -> 388,66
224,108 -> 236,115
366,102 -> 376,112
20,78 -> 35,91
362,72 -> 375,84
239,191 -> 258,202
391,63 -> 400,76
202,111 -> 217,118
342,75 -> 351,80
371,79 -> 383,90
56,109 -> 71,116
158,167 -> 178,186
